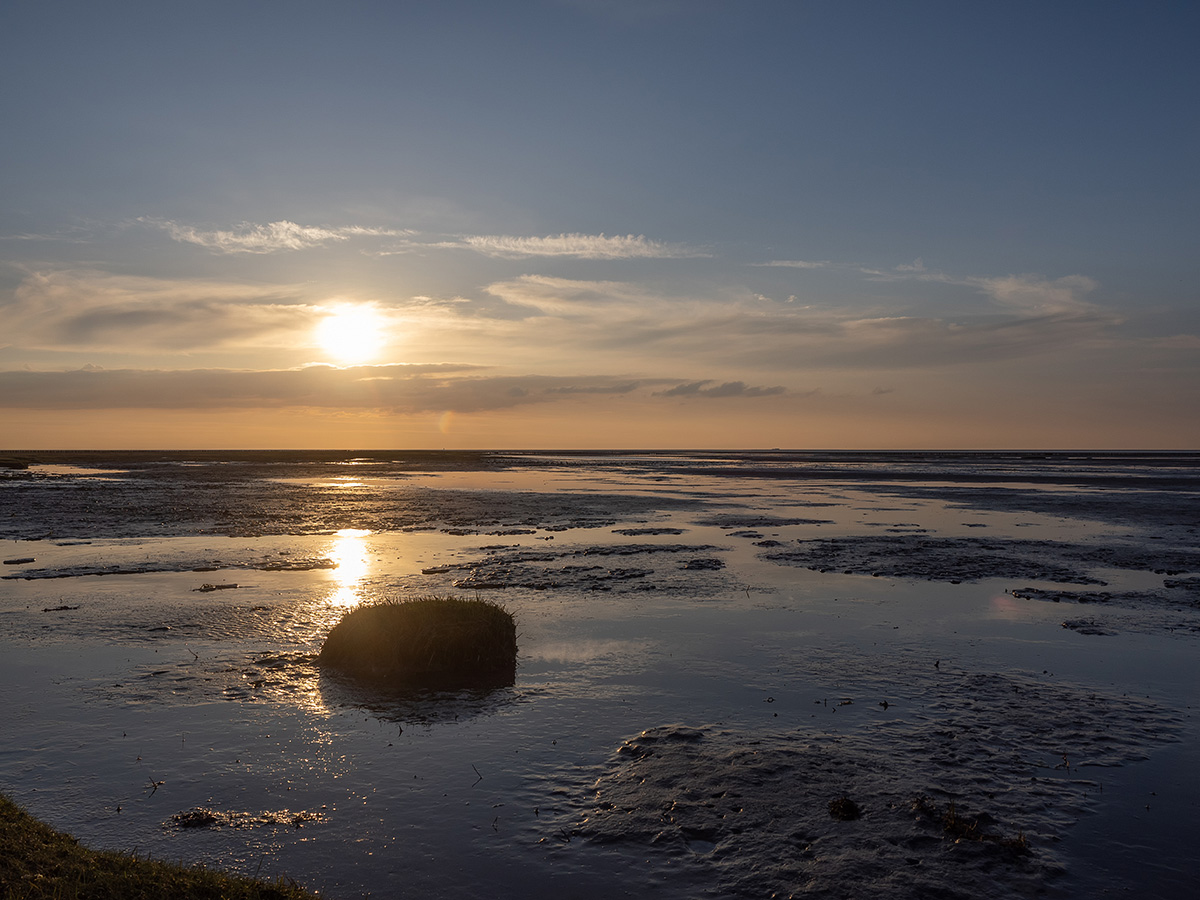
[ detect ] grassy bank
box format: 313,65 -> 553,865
0,793 -> 320,900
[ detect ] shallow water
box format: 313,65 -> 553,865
1,451 -> 1198,897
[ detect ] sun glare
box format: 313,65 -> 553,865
328,528 -> 372,607
316,305 -> 388,364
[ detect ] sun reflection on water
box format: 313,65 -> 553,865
328,528 -> 372,607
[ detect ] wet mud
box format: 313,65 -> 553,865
0,461 -> 697,540
695,513 -> 838,528
5,552 -> 337,581
760,535 -> 1200,586
430,543 -> 729,593
569,667 -> 1181,900
3,450 -> 1199,898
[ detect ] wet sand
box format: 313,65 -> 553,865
1,451 -> 1198,897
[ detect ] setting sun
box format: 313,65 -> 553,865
316,305 -> 388,364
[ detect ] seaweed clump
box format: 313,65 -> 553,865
912,796 -> 1029,855
317,595 -> 516,690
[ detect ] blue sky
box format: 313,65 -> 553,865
2,1 -> 1197,448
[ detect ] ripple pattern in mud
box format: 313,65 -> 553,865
569,669 -> 1181,900
760,535 -> 1200,585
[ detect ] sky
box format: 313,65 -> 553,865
2,0 -> 1197,450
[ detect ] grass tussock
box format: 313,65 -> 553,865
0,793 -> 318,900
317,595 -> 517,689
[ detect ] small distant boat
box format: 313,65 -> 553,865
193,583 -> 238,593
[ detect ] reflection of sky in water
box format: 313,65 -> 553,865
327,528 -> 371,607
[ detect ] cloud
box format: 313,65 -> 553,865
438,232 -> 708,260
477,273 -> 1120,371
1153,334 -> 1200,350
659,380 -> 786,398
2,269 -> 314,351
750,259 -> 832,269
143,219 -> 411,254
860,263 -> 1101,315
545,381 -> 645,395
0,366 -> 762,414
969,273 -> 1099,314
484,274 -> 656,315
144,220 -> 705,260
746,310 -> 1117,369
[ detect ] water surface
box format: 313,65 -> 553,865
2,450 -> 1198,897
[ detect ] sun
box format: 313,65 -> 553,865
315,305 -> 388,364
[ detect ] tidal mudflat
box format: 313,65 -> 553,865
1,451 -> 1197,898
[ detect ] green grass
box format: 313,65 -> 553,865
0,793 -> 320,899
317,595 -> 517,690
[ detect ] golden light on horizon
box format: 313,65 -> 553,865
316,305 -> 389,364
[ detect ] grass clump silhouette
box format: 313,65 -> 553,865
0,793 -> 317,900
318,595 -> 517,689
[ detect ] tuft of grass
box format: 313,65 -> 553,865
0,792 -> 319,899
317,595 -> 517,690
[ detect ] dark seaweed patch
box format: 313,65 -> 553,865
761,536 -> 1106,584
4,553 -> 336,581
695,513 -> 836,528
611,527 -> 686,536
427,543 -> 727,593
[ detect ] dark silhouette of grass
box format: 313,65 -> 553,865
0,792 -> 318,899
318,595 -> 516,690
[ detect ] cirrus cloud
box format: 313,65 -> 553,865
142,218 -> 412,254
450,232 -> 707,260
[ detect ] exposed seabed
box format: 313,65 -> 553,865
1,451 -> 1197,898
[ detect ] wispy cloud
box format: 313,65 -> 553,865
659,380 -> 786,398
970,273 -> 1099,314
3,269 -> 312,351
0,366 -> 772,414
750,259 -> 832,269
437,232 -> 707,260
142,219 -> 704,260
545,381 -> 645,395
484,274 -> 655,314
143,218 -> 412,254
860,261 -> 1102,315
478,273 -> 1120,371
